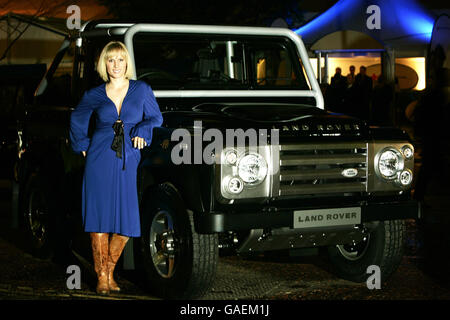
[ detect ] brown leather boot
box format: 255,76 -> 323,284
108,234 -> 129,292
90,233 -> 110,295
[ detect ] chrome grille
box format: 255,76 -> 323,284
277,142 -> 368,196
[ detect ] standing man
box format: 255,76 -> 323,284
327,67 -> 347,113
346,65 -> 356,89
354,66 -> 373,121
344,65 -> 357,117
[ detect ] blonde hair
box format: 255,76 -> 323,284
96,41 -> 134,82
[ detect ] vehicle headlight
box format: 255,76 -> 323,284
219,146 -> 272,200
237,153 -> 268,185
377,148 -> 404,180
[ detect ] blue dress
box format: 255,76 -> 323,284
69,80 -> 163,237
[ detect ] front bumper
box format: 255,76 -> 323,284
194,200 -> 419,234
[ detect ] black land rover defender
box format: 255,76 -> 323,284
14,21 -> 419,299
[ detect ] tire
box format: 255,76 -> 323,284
22,174 -> 54,259
326,220 -> 405,283
136,183 -> 219,299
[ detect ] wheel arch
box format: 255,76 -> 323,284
138,164 -> 213,215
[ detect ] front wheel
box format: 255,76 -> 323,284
22,174 -> 54,259
136,183 -> 218,299
326,220 -> 406,283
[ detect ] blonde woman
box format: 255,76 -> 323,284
69,41 -> 163,294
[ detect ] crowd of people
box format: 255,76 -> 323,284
324,65 -> 394,125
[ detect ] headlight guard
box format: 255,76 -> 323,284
218,146 -> 273,200
370,143 -> 414,191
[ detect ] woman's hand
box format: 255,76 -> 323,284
132,136 -> 147,149
82,151 -> 86,157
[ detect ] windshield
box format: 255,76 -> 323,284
133,34 -> 310,90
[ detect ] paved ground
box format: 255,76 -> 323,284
0,182 -> 449,301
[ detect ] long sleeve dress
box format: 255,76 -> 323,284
69,79 -> 163,237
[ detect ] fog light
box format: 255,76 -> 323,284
223,176 -> 244,194
398,170 -> 413,186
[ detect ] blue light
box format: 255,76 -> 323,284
294,0 -> 434,43
398,9 -> 434,41
294,0 -> 355,36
